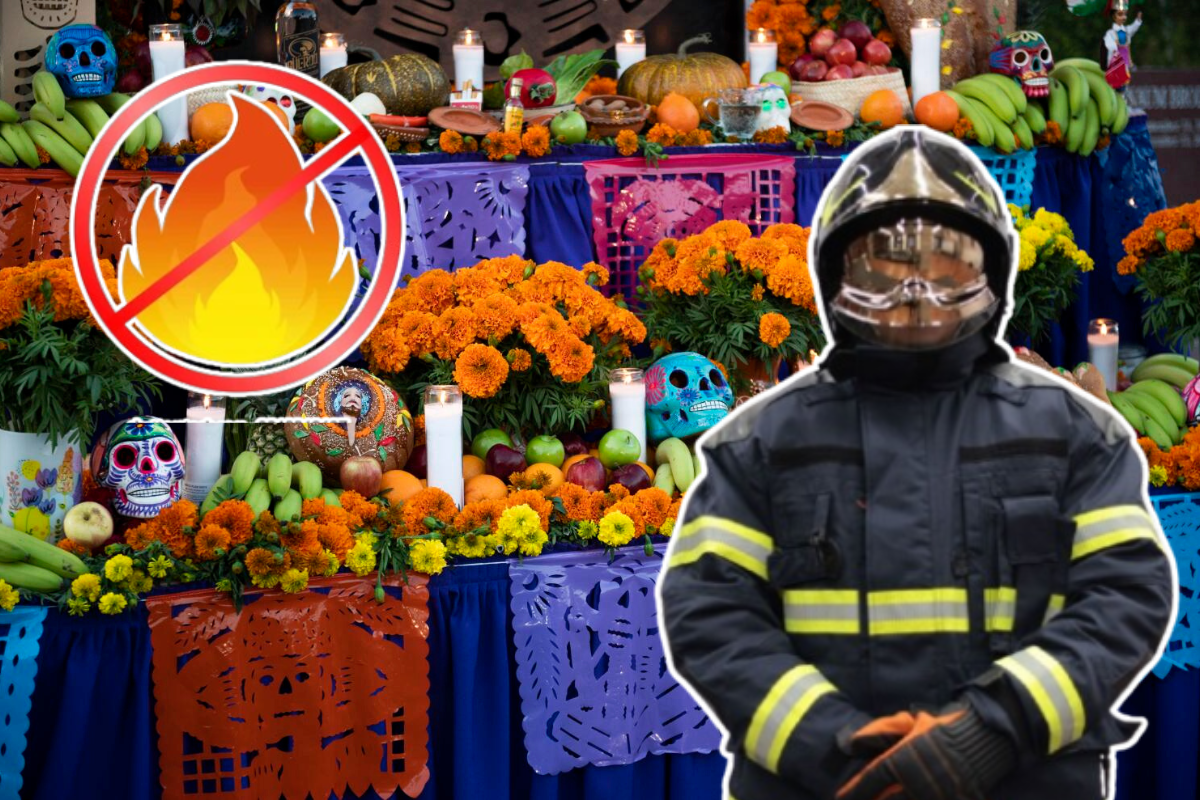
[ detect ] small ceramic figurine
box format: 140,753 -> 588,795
43,24 -> 117,99
645,352 -> 734,442
755,84 -> 792,133
1104,0 -> 1142,90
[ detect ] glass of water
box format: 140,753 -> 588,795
702,87 -> 763,142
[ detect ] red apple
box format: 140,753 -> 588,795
826,39 -> 858,67
485,444 -> 527,482
558,432 -> 589,458
340,455 -> 384,497
406,444 -> 427,479
851,61 -> 868,78
840,20 -> 874,54
609,463 -> 652,493
788,53 -> 815,80
565,456 -> 607,492
824,64 -> 855,81
133,40 -> 152,79
116,71 -> 147,93
863,39 -> 892,66
185,44 -> 214,67
809,28 -> 838,59
798,60 -> 829,82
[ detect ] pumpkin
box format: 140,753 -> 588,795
323,53 -> 450,117
617,33 -> 747,114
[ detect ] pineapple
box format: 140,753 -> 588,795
225,389 -> 297,462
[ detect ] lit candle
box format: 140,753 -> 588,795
319,32 -> 347,77
615,29 -> 646,79
182,393 -> 226,504
1088,319 -> 1120,391
453,29 -> 485,94
910,18 -> 942,109
747,28 -> 778,85
424,385 -> 464,508
149,24 -> 188,146
610,368 -> 647,463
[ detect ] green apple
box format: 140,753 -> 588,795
301,108 -> 341,143
525,434 -> 565,467
471,428 -> 513,461
761,70 -> 792,94
550,110 -> 588,145
598,429 -> 640,469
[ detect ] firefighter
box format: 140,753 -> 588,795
659,127 -> 1176,800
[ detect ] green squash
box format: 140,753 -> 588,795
323,53 -> 450,117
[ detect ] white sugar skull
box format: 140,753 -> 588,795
238,84 -> 296,133
22,0 -> 80,29
756,84 -> 792,132
96,418 -> 185,518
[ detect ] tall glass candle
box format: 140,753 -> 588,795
424,385 -> 464,508
610,368 -> 647,462
149,24 -> 188,146
182,394 -> 226,504
453,29 -> 485,93
319,32 -> 347,77
1088,319 -> 1120,391
747,28 -> 778,85
615,29 -> 646,78
910,18 -> 942,108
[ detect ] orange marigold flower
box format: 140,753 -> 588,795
576,75 -> 618,103
483,131 -> 521,160
118,147 -> 149,171
822,4 -> 841,21
472,294 -> 519,339
581,261 -> 610,286
766,254 -> 817,310
682,129 -> 713,147
158,498 -> 198,535
826,129 -> 846,147
761,223 -> 811,259
753,126 -> 790,144
396,311 -> 437,355
649,337 -> 673,354
318,524 -> 354,559
567,315 -> 592,337
633,487 -> 673,530
615,129 -> 639,156
707,220 -> 753,252
1040,121 -> 1061,145
58,538 -> 92,556
202,500 -> 255,545
282,519 -> 322,556
877,29 -> 895,46
439,130 -> 464,154
1166,229 -> 1196,253
255,510 -> 281,539
194,524 -> 232,560
553,483 -> 596,522
759,312 -> 792,348
646,123 -> 678,146
455,343 -> 510,398
523,311 -> 570,351
317,502 -> 349,529
751,284 -> 766,301
507,347 -> 533,371
734,236 -> 789,273
522,125 -> 551,157
301,497 -> 326,518
403,487 -> 458,534
507,489 -> 553,531
454,498 -> 505,533
546,335 -> 596,382
405,142 -> 422,154
245,547 -> 276,577
433,306 -> 478,359
340,490 -> 379,528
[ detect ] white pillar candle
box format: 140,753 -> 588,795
424,385 -> 464,508
1088,318 -> 1120,391
149,24 -> 188,146
747,28 -> 778,85
610,368 -> 647,463
615,29 -> 646,79
182,394 -> 226,504
910,18 -> 943,109
319,32 -> 347,77
453,29 -> 485,93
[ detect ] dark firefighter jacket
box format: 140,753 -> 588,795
660,334 -> 1176,800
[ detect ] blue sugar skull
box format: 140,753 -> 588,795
45,24 -> 116,99
646,352 -> 734,442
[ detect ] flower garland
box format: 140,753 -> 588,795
1007,205 -> 1093,345
1118,201 -> 1200,350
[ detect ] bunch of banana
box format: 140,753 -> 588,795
1043,60 -> 1129,156
946,73 -> 1033,153
651,438 -> 703,496
204,450 -> 327,522
1108,354 -> 1200,449
0,524 -> 87,594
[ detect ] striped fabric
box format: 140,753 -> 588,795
1044,593 -> 1066,624
985,586 -> 1017,633
783,590 -> 861,634
781,586 -> 1025,636
997,645 -> 1086,752
670,515 -> 774,579
745,665 -> 837,773
867,588 -> 970,635
1071,504 -> 1159,561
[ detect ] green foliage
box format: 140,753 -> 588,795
543,50 -> 618,105
1009,261 -> 1081,345
1136,248 -> 1200,351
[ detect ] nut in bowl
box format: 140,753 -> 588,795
578,94 -> 649,138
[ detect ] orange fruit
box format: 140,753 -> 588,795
465,474 -> 508,504
524,463 -> 564,493
562,454 -> 589,475
860,90 -> 905,130
190,102 -> 234,144
379,470 -> 423,503
462,454 -> 486,481
914,91 -> 959,132
657,92 -> 700,133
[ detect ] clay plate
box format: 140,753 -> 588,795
428,106 -> 500,136
790,101 -> 854,132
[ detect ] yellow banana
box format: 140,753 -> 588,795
955,78 -> 1018,124
944,90 -> 994,147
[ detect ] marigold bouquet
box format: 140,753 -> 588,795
1118,201 -> 1200,351
1007,206 -> 1093,345
636,221 -> 825,393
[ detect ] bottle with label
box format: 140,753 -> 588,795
276,0 -> 320,79
503,78 -> 525,134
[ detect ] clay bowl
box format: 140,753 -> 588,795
427,106 -> 500,136
372,124 -> 431,142
790,100 -> 854,132
578,94 -> 649,138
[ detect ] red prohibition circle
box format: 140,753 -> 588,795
70,61 -> 403,396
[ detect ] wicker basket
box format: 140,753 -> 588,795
186,84 -> 240,116
792,71 -> 912,120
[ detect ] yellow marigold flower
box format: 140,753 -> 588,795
67,598 -> 90,616
826,130 -> 845,147
147,555 -> 172,579
318,549 -> 341,577
759,312 -> 791,348
439,130 -> 464,154
660,518 -> 676,537
577,520 -> 599,540
1008,204 -> 1025,220
105,554 -> 133,583
0,580 -> 17,612
598,511 -> 636,547
346,542 -> 377,576
615,129 -> 639,156
126,569 -> 153,595
497,504 -> 542,554
1149,465 -> 1170,487
454,343 -> 510,398
1020,225 -> 1051,250
72,573 -> 102,602
99,592 -> 128,615
410,539 -> 448,575
1018,239 -> 1037,271
518,524 -> 549,557
508,348 -> 533,372
280,568 -> 309,594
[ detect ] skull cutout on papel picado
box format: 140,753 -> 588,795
96,418 -> 185,518
44,24 -> 116,98
645,352 -> 734,442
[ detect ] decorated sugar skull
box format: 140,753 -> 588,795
96,418 -> 185,518
238,84 -> 297,133
989,30 -> 1054,98
756,84 -> 792,132
646,352 -> 734,442
21,0 -> 80,29
44,24 -> 116,98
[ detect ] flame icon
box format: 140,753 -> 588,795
118,93 -> 355,365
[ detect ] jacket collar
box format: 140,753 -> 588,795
823,332 -> 1005,391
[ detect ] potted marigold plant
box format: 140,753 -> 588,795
361,255 -> 646,439
1119,201 -> 1200,353
636,221 -> 825,396
1007,206 -> 1094,346
0,258 -> 160,540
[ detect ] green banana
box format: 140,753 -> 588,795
1130,363 -> 1195,390
693,452 -> 702,479
143,112 -> 163,151
201,474 -> 234,516
293,461 -> 323,500
1112,95 -> 1129,134
1079,100 -> 1100,157
275,489 -> 303,521
1054,58 -> 1106,77
968,97 -> 1015,153
1,122 -> 40,168
1047,78 -> 1070,133
955,78 -> 1018,124
1144,415 -> 1177,450
0,524 -> 85,578
1121,391 -> 1179,442
245,478 -> 271,517
65,98 -> 110,139
1108,392 -> 1147,435
944,90 -> 994,147
1012,115 -> 1034,150
21,120 -> 82,177
653,463 -> 676,495
0,101 -> 19,124
1078,69 -> 1117,127
1050,66 -> 1090,116
94,92 -> 132,115
320,489 -> 342,507
122,118 -> 146,156
1137,353 -> 1200,374
974,73 -> 1028,114
655,438 -> 695,492
0,538 -> 29,563
1065,111 -> 1086,153
32,71 -> 66,119
1022,101 -> 1047,135
267,453 -> 293,499
30,103 -> 93,154
0,562 -> 63,593
0,138 -> 15,167
1126,379 -> 1189,428
230,451 -> 261,495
